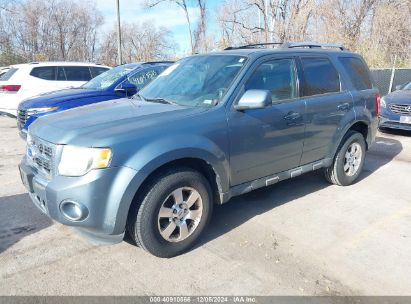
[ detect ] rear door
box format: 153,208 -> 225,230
228,57 -> 306,186
298,56 -> 353,165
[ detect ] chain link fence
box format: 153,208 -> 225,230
371,68 -> 411,96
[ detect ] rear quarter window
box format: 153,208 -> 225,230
338,57 -> 372,90
300,57 -> 340,96
63,66 -> 92,81
0,68 -> 18,81
90,67 -> 110,78
30,67 -> 56,80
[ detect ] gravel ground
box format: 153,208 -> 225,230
0,116 -> 410,295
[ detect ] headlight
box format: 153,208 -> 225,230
27,106 -> 58,115
380,97 -> 387,108
58,145 -> 112,176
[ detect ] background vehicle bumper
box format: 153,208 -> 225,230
379,110 -> 411,131
0,108 -> 17,118
19,157 -> 139,243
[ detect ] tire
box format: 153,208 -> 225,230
126,167 -> 213,258
324,131 -> 366,186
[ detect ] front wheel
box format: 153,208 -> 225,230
324,131 -> 366,186
127,167 -> 213,258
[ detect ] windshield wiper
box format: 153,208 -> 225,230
144,97 -> 177,105
133,93 -> 147,101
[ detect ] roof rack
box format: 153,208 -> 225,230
224,42 -> 283,50
224,41 -> 346,51
282,42 -> 346,51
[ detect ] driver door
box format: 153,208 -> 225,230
227,57 -> 306,186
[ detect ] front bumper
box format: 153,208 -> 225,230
379,110 -> 411,131
19,156 -> 139,244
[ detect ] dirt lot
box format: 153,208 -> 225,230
0,116 -> 410,296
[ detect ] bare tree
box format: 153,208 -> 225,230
144,0 -> 195,54
0,0 -> 103,64
99,22 -> 177,66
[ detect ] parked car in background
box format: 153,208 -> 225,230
17,62 -> 173,137
379,81 -> 411,131
19,42 -> 378,257
0,62 -> 110,118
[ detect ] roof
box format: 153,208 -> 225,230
8,62 -> 111,68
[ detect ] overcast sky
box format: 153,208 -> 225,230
99,0 -> 220,54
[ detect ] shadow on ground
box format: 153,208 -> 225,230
197,134 -> 403,248
0,193 -> 52,253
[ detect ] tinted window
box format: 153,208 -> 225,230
30,67 -> 56,80
127,68 -> 160,90
64,66 -> 92,81
0,68 -> 17,81
90,67 -> 110,78
245,58 -> 297,102
57,67 -> 66,81
301,57 -> 340,96
339,57 -> 372,90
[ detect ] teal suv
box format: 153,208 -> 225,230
19,42 -> 379,257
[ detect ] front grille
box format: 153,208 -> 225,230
18,109 -> 29,125
389,104 -> 411,115
27,135 -> 55,178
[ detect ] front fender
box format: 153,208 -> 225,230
111,134 -> 229,233
123,134 -> 230,192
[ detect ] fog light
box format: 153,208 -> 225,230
60,201 -> 89,221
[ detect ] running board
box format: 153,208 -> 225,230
223,158 -> 332,203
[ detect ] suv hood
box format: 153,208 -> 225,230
384,90 -> 411,104
20,88 -> 109,109
29,98 -> 208,145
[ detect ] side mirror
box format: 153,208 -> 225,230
234,90 -> 272,111
394,84 -> 403,91
115,82 -> 138,96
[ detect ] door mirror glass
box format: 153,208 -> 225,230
234,89 -> 272,110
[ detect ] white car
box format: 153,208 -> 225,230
0,62 -> 110,117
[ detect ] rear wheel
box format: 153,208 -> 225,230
127,167 -> 213,258
324,131 -> 366,186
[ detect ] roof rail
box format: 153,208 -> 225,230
142,60 -> 175,65
224,42 -> 283,50
224,41 -> 346,51
281,42 -> 346,51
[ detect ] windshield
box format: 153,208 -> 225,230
402,82 -> 411,90
82,65 -> 135,90
137,55 -> 247,107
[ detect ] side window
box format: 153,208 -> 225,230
127,68 -> 160,90
245,58 -> 298,102
57,67 -> 66,81
90,67 -> 110,78
63,66 -> 92,81
300,57 -> 340,96
339,57 -> 372,90
30,67 -> 56,80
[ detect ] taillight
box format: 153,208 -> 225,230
0,85 -> 21,92
375,94 -> 380,117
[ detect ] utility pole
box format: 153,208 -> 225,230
116,0 -> 122,65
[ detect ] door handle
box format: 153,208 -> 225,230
337,103 -> 350,111
284,112 -> 301,120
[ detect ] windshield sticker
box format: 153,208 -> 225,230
239,58 -> 245,63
